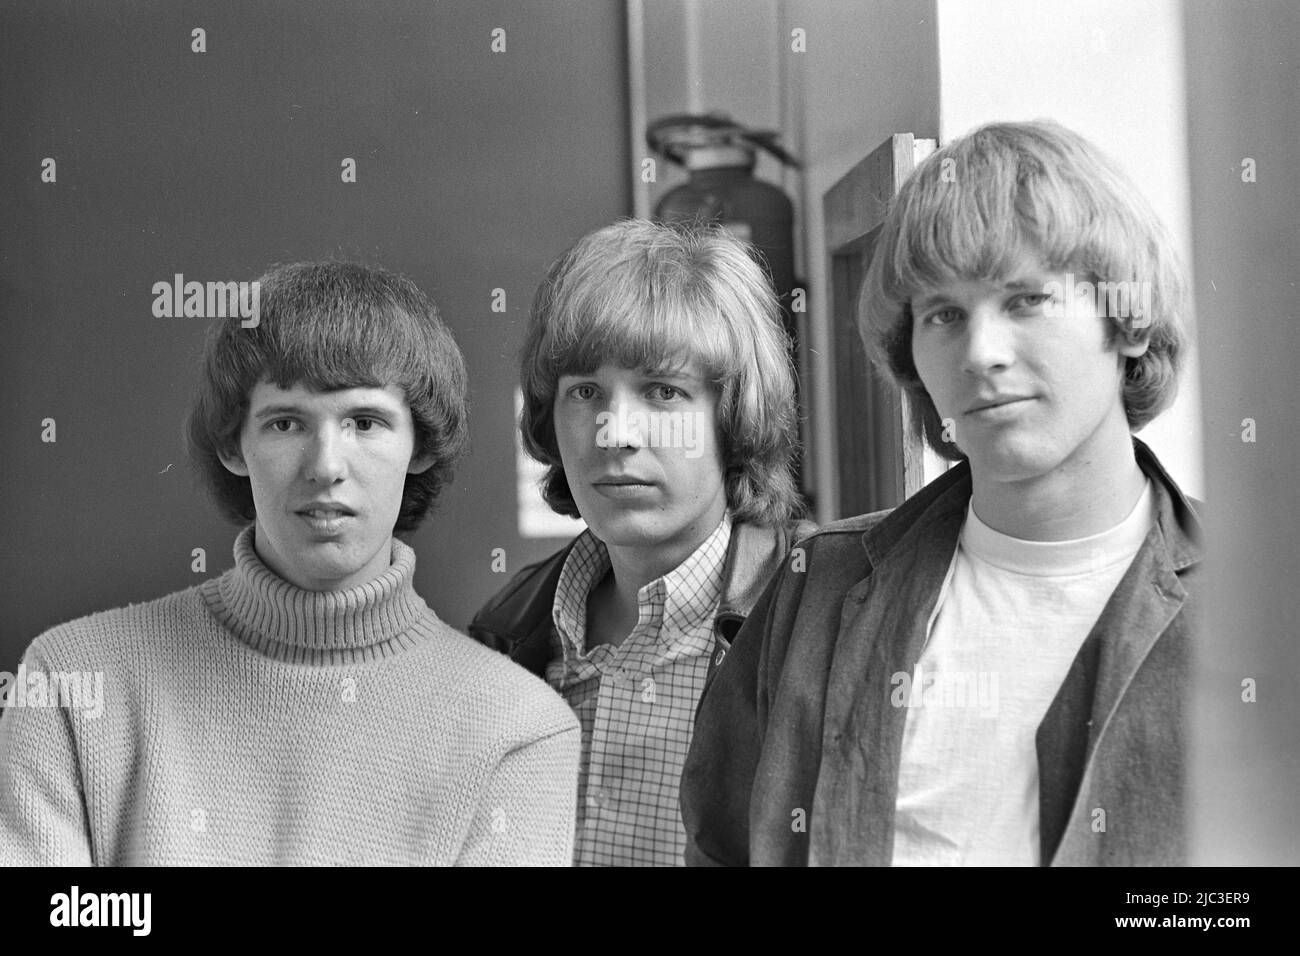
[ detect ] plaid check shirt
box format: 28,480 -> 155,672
546,515 -> 732,867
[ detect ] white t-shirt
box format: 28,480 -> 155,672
890,482 -> 1155,866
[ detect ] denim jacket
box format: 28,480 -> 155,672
681,439 -> 1202,866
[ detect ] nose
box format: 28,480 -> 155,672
962,304 -> 1016,376
599,395 -> 645,451
304,424 -> 347,484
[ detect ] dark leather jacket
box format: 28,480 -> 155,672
468,520 -> 816,680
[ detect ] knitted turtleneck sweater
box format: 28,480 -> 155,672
0,526 -> 580,866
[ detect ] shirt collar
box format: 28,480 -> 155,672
551,514 -> 732,663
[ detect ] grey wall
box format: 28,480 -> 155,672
0,0 -> 629,666
1185,0 -> 1300,864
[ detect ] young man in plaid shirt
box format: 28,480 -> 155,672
470,219 -> 812,866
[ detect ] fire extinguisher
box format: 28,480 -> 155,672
646,113 -> 801,343
647,113 -> 808,504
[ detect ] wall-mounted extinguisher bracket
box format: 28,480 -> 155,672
682,144 -> 754,171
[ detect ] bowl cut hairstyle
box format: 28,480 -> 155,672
520,218 -> 803,526
187,260 -> 469,532
859,119 -> 1188,460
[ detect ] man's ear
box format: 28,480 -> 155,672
1117,328 -> 1151,360
219,446 -> 250,477
407,452 -> 436,475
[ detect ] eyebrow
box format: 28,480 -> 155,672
1005,277 -> 1051,291
251,404 -> 399,420
251,404 -> 305,420
913,276 -> 1051,311
557,367 -> 704,383
640,366 -> 702,382
912,293 -> 951,312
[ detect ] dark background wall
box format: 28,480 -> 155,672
0,0 -> 629,668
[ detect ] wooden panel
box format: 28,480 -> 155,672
830,228 -> 903,516
825,134 -> 918,252
823,134 -> 935,518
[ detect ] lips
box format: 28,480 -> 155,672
965,395 -> 1034,415
295,502 -> 357,517
593,475 -> 654,486
591,474 -> 657,500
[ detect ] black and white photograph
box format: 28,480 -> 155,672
0,0 -> 1293,930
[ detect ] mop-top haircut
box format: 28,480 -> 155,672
520,218 -> 802,525
187,260 -> 469,531
860,119 -> 1188,460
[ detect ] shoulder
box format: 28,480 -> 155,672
790,510 -> 892,563
415,615 -> 578,740
20,585 -> 208,668
805,510 -> 891,536
469,541 -> 574,645
745,510 -> 894,633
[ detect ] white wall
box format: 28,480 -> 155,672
936,0 -> 1202,497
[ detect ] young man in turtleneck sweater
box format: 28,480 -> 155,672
0,261 -> 580,866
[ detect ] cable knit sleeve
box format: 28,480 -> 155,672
456,723 -> 579,867
0,643 -> 94,866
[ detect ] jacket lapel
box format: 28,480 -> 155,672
716,520 -> 817,624
1044,441 -> 1201,864
1042,533 -> 1186,864
1087,542 -> 1187,754
709,520 -> 817,677
1036,631 -> 1102,861
810,473 -> 969,866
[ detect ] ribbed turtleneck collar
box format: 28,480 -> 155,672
200,525 -> 431,663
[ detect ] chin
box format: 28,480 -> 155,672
296,535 -> 369,571
587,515 -> 675,550
974,444 -> 1066,484
300,558 -> 361,585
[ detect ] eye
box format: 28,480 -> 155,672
267,419 -> 299,433
648,384 -> 685,401
567,383 -> 598,401
1010,292 -> 1054,312
923,308 -> 962,327
345,416 -> 390,434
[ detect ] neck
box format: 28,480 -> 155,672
588,512 -> 726,644
971,427 -> 1147,542
603,548 -> 678,612
207,525 -> 428,661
